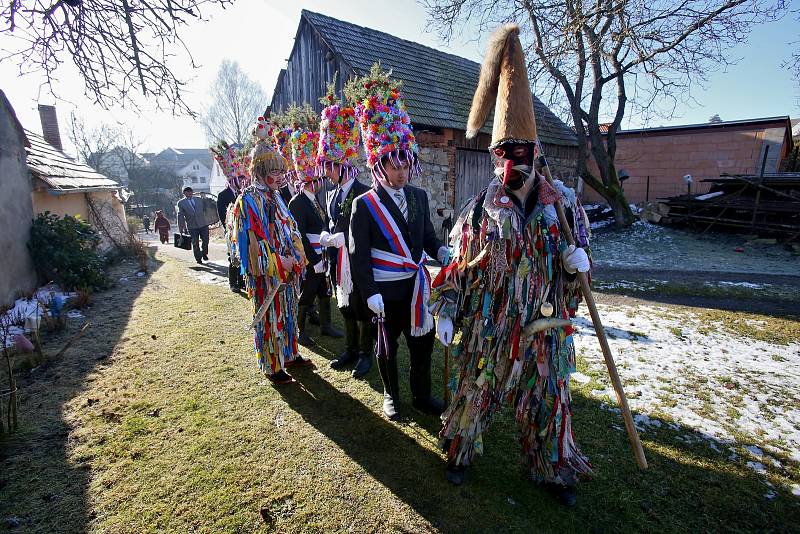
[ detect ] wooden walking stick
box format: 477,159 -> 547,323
536,140 -> 648,470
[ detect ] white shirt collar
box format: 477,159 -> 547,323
339,177 -> 355,197
303,188 -> 316,201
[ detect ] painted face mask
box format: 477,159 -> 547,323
493,143 -> 536,190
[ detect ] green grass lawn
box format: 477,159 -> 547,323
1,253 -> 798,533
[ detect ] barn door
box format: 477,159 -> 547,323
455,148 -> 494,212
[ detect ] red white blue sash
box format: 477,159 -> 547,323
362,190 -> 433,336
306,233 -> 322,256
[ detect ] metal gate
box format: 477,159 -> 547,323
455,148 -> 494,212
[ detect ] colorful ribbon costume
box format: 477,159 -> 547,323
231,185 -> 306,374
433,176 -> 593,485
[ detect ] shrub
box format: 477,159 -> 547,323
27,212 -> 108,292
127,214 -> 143,233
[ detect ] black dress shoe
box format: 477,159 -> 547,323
298,331 -> 316,347
351,352 -> 372,378
383,392 -> 399,420
202,254 -> 208,261
543,483 -> 577,507
229,285 -> 240,293
330,349 -> 358,370
196,259 -> 203,265
445,464 -> 466,485
412,395 -> 444,415
266,370 -> 294,385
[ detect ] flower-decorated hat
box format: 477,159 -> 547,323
210,140 -> 251,192
345,63 -> 419,178
272,103 -> 320,185
316,76 -> 360,179
290,128 -> 320,182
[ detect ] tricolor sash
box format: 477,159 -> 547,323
306,233 -> 322,257
362,190 -> 433,336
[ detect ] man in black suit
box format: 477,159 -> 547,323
217,180 -> 243,292
289,177 -> 344,347
322,168 -> 372,378
349,154 -> 449,420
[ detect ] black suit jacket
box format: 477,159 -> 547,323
349,183 -> 442,302
288,192 -> 326,266
326,179 -> 370,274
216,187 -> 236,225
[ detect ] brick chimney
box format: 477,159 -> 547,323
38,104 -> 63,151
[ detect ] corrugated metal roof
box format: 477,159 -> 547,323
302,10 -> 577,147
25,129 -> 120,191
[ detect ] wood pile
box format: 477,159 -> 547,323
651,173 -> 800,240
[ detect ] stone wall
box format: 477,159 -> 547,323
0,93 -> 37,306
416,131 -> 456,242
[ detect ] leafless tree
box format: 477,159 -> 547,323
201,59 -> 267,145
424,0 -> 785,226
1,0 -> 234,116
67,112 -> 122,178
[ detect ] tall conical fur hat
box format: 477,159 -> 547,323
466,24 -> 537,147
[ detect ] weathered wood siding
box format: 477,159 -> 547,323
271,19 -> 352,114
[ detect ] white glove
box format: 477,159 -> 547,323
437,315 -> 453,346
313,260 -> 326,274
366,293 -> 385,317
319,231 -> 333,247
561,245 -> 590,274
436,245 -> 450,265
330,232 -> 345,249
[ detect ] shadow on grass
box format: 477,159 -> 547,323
278,359 -> 800,533
0,249 -> 165,533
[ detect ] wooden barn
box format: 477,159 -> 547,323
270,10 -> 578,235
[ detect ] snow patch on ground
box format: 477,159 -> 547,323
591,221 -> 799,275
189,270 -> 228,286
574,302 -> 800,463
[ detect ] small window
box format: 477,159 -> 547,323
200,177 -> 206,183
191,177 -> 198,184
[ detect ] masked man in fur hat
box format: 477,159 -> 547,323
432,25 -> 593,506
315,86 -> 374,378
288,125 -> 345,347
347,66 -> 450,420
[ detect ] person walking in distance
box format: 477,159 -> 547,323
176,186 -> 210,264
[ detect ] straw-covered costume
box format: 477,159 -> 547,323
230,128 -> 307,383
315,82 -> 373,377
347,65 -> 448,419
433,25 -> 592,503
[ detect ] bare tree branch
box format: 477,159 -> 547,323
424,0 -> 786,226
201,59 -> 267,145
0,0 -> 235,116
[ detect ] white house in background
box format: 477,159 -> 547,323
147,147 -> 213,194
209,159 -> 229,196
177,158 -> 212,194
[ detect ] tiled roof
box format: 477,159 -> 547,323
149,147 -> 213,169
25,129 -> 120,191
302,10 -> 577,147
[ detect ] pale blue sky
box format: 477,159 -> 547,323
1,0 -> 797,154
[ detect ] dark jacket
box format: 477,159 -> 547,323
288,191 -> 326,267
349,183 -> 442,302
326,179 -> 370,273
216,187 -> 237,226
280,186 -> 293,205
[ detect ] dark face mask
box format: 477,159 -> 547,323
493,143 -> 534,189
